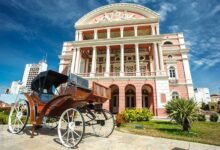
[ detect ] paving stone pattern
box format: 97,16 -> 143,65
0,125 -> 219,150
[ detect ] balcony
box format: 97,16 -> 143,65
77,71 -> 161,78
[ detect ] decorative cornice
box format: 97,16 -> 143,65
71,35 -> 163,47
76,18 -> 159,30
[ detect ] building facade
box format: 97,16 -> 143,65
194,88 -> 211,105
22,60 -> 48,92
10,81 -> 22,94
59,3 -> 194,116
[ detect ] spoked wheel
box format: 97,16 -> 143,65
92,109 -> 115,137
43,116 -> 58,129
8,99 -> 29,134
58,108 -> 85,148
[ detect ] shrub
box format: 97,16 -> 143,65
116,113 -> 125,127
121,108 -> 153,122
197,114 -> 206,121
165,98 -> 198,132
0,107 -> 11,115
210,113 -> 219,122
0,114 -> 8,124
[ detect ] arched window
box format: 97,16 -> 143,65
168,55 -> 173,59
164,41 -> 173,45
172,91 -> 179,99
169,66 -> 176,78
142,89 -> 148,108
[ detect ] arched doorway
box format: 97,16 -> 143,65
125,84 -> 136,108
109,85 -> 119,114
142,84 -> 154,114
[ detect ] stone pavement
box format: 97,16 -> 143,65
0,125 -> 219,150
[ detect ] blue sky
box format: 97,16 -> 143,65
0,0 -> 220,94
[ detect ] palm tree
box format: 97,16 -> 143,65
165,98 -> 198,132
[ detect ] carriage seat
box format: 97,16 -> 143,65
68,73 -> 91,92
39,89 -> 54,104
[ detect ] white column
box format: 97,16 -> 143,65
90,46 -> 97,77
158,43 -> 164,71
151,25 -> 155,35
70,48 -> 77,73
107,28 -> 110,39
120,27 -> 124,38
79,31 -> 83,41
150,56 -> 153,72
104,45 -> 110,77
74,48 -> 80,73
120,44 -> 124,76
135,43 -> 140,76
134,26 -> 138,37
182,53 -> 194,99
85,59 -> 89,75
94,29 -> 98,40
75,30 -> 78,41
156,24 -> 160,35
153,43 -> 159,72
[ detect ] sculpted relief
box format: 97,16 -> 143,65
89,10 -> 146,24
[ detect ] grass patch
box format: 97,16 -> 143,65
117,120 -> 220,146
0,111 -> 9,124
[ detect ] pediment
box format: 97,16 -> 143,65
75,3 -> 159,28
88,10 -> 147,24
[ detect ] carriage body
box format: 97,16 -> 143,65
8,70 -> 114,148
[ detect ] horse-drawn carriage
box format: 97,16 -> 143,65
8,70 -> 114,148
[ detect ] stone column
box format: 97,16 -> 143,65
135,43 -> 140,76
150,56 -> 153,72
107,28 -> 110,39
90,46 -> 96,77
74,48 -> 80,73
120,27 -> 124,38
156,24 -> 160,35
136,86 -> 142,108
94,29 -> 98,40
79,31 -> 82,41
120,44 -> 124,76
85,59 -> 89,75
151,25 -> 155,35
119,86 -> 125,112
75,30 -> 78,41
70,48 -> 77,73
104,45 -> 110,77
153,43 -> 159,73
158,43 -> 164,71
134,25 -> 138,37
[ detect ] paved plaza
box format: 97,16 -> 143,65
0,125 -> 219,150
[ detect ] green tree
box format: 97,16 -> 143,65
165,98 -> 198,132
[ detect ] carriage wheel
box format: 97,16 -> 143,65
8,99 -> 29,134
58,108 -> 85,148
92,109 -> 114,137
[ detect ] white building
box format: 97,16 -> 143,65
194,88 -> 211,104
22,60 -> 48,92
10,81 -> 22,94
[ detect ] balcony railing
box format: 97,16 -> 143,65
77,71 -> 165,77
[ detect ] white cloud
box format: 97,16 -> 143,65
157,3 -> 176,21
191,2 -> 198,8
168,25 -> 179,32
106,0 -> 116,4
9,0 -> 101,28
209,37 -> 216,43
208,4 -> 220,17
107,0 -> 158,4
